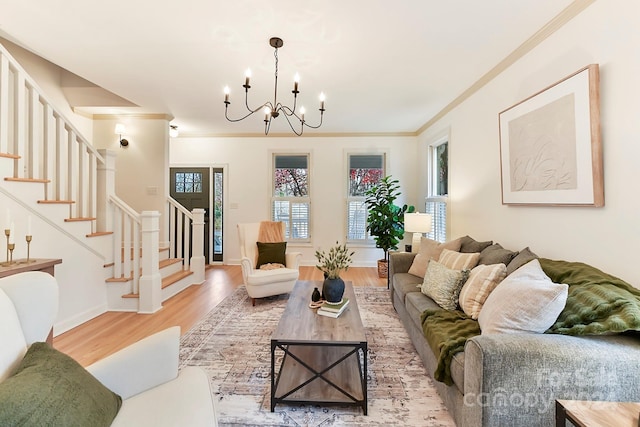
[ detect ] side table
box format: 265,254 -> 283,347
556,399 -> 640,427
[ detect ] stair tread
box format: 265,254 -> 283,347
5,177 -> 50,183
86,231 -> 113,237
64,217 -> 97,222
119,270 -> 194,298
105,258 -> 185,282
38,200 -> 75,204
0,152 -> 20,159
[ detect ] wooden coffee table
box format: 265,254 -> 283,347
270,280 -> 368,414
556,399 -> 640,427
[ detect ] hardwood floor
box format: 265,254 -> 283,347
53,265 -> 387,366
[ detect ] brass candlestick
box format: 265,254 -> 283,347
3,229 -> 8,265
25,235 -> 33,263
7,242 -> 15,265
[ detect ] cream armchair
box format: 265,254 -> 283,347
0,271 -> 217,426
237,222 -> 301,305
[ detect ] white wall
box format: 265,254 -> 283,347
93,117 -> 171,242
418,1 -> 640,286
170,135 -> 418,266
0,37 -> 93,138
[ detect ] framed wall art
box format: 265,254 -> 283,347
498,64 -> 603,206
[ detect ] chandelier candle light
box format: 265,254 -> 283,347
223,37 -> 325,136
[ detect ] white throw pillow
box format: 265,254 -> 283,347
459,263 -> 507,319
0,288 -> 28,381
478,259 -> 568,334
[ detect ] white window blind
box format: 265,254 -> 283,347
425,197 -> 447,242
272,154 -> 310,241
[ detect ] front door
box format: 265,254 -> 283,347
170,167 -> 210,261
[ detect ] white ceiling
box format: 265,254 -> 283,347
0,0 -> 578,136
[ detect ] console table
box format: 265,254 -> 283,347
0,258 -> 62,278
0,258 -> 62,344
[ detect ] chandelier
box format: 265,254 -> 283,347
223,37 -> 325,136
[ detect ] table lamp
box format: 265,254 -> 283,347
404,212 -> 432,253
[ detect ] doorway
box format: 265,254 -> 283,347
169,167 -> 224,263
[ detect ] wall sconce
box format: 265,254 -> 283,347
115,124 -> 129,147
169,125 -> 179,138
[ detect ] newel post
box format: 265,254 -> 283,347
190,208 -> 206,284
138,211 -> 162,314
96,149 -> 116,233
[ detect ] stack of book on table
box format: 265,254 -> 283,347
317,298 -> 349,318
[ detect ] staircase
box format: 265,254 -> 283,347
0,42 -> 204,321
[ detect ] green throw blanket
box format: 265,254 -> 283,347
421,258 -> 640,385
540,258 -> 640,335
420,309 -> 480,385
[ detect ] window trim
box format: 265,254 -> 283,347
271,152 -> 311,243
345,150 -> 388,245
426,135 -> 449,242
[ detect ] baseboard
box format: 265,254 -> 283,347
53,303 -> 107,336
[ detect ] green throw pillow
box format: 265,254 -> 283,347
0,342 -> 122,427
256,241 -> 287,268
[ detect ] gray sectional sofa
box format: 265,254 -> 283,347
389,250 -> 640,426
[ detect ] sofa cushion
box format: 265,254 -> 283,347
459,235 -> 493,253
459,263 -> 507,319
408,237 -> 462,278
0,288 -> 28,382
111,367 -> 216,427
506,247 -> 539,275
478,259 -> 568,334
392,273 -> 423,303
449,352 -> 465,393
255,242 -> 287,268
478,244 -> 518,266
405,291 -> 441,332
0,342 -> 122,427
439,249 -> 480,270
421,260 -> 470,310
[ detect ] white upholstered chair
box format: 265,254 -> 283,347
0,271 -> 217,426
237,222 -> 301,305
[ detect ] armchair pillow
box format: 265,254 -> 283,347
256,242 -> 287,269
408,237 -> 462,278
0,342 -> 122,427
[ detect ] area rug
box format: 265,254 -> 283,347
180,285 -> 455,427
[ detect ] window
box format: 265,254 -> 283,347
272,154 -> 310,241
426,139 -> 448,242
174,172 -> 202,193
347,154 -> 384,242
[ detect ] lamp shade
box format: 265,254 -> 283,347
404,213 -> 432,233
114,124 -> 126,135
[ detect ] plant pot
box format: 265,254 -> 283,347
322,277 -> 345,303
377,259 -> 388,278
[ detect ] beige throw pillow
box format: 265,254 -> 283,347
478,259 -> 569,334
408,237 -> 461,278
439,249 -> 480,270
421,260 -> 469,310
459,263 -> 507,319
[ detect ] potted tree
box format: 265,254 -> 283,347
365,176 -> 413,278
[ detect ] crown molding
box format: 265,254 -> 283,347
175,131 -> 418,139
89,113 -> 174,121
415,0 -> 598,135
